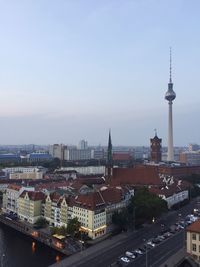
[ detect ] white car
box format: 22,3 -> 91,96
134,249 -> 143,255
147,241 -> 155,247
120,257 -> 130,263
125,251 -> 136,259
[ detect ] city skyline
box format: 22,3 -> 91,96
0,1 -> 200,146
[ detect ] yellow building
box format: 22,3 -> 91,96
187,219 -> 200,262
73,192 -> 107,239
18,191 -> 45,224
44,192 -> 69,227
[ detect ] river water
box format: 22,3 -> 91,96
0,224 -> 65,267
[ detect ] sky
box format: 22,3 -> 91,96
0,0 -> 200,146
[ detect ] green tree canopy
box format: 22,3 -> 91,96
34,217 -> 48,229
66,217 -> 81,237
128,187 -> 168,226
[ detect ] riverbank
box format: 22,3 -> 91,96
0,214 -> 75,256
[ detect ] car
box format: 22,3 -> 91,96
125,251 -> 136,259
157,235 -> 165,241
147,241 -> 156,247
134,249 -> 143,255
163,232 -> 172,238
152,238 -> 161,244
120,257 -> 130,263
138,247 -> 146,253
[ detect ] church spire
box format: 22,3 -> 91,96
107,130 -> 113,166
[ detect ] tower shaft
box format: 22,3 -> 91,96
167,101 -> 174,161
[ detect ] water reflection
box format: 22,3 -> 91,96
31,241 -> 36,253
0,224 -> 65,267
55,255 -> 61,262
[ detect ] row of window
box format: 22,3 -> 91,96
192,243 -> 200,252
192,233 -> 200,241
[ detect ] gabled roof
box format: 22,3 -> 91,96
19,191 -> 45,201
74,192 -> 105,211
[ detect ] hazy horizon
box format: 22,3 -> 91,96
0,1 -> 200,146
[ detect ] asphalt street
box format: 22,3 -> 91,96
50,197 -> 199,267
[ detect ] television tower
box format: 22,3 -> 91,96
165,48 -> 176,161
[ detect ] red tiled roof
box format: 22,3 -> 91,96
7,184 -> 21,191
113,153 -> 132,161
100,187 -> 123,204
74,192 -> 105,211
20,191 -> 45,201
49,192 -> 61,202
149,180 -> 189,198
187,219 -> 200,233
112,165 -> 163,186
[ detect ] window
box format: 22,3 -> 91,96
192,233 -> 196,240
192,244 -> 197,252
199,245 -> 200,253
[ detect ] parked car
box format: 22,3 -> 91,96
147,240 -> 156,247
125,251 -> 136,259
120,257 -> 130,263
134,249 -> 144,255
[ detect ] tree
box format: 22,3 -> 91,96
112,208 -> 130,231
128,187 -> 168,226
34,217 -> 48,229
66,217 -> 81,237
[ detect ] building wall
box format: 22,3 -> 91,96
161,190 -> 189,209
18,194 -> 42,224
180,152 -> 200,166
187,231 -> 200,262
64,148 -> 92,161
9,172 -> 43,180
73,206 -> 106,239
2,186 -> 34,214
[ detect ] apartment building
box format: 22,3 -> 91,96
73,192 -> 107,239
18,191 -> 45,224
187,219 -> 200,262
2,184 -> 34,214
44,192 -> 69,227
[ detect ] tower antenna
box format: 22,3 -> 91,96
169,47 -> 172,83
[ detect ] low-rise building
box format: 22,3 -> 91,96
180,151 -> 200,166
9,172 -> 43,180
3,166 -> 47,178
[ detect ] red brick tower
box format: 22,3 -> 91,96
150,131 -> 162,163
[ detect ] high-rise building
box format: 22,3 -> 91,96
78,140 -> 88,150
165,48 -> 176,161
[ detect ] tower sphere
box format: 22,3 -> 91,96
165,86 -> 176,101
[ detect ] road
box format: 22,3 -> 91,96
50,198 -> 199,267
128,230 -> 184,267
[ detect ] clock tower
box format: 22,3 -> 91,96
150,130 -> 162,163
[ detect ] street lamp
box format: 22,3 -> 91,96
1,253 -> 5,267
143,239 -> 148,267
133,206 -> 137,231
